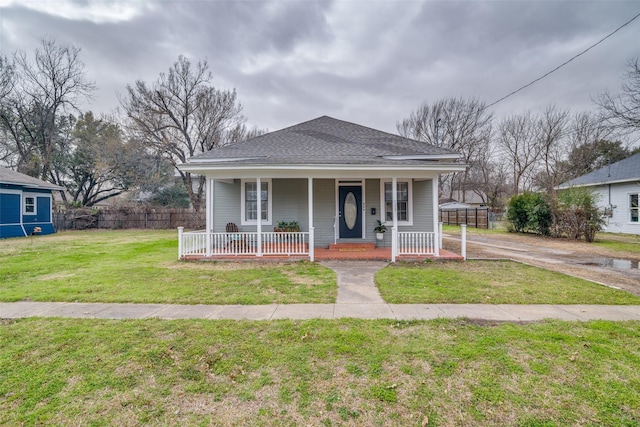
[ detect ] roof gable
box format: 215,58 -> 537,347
559,152 -> 640,188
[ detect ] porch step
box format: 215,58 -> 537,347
328,243 -> 377,252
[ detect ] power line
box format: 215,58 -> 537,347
485,10 -> 640,110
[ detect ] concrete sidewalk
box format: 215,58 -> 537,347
1,301 -> 639,321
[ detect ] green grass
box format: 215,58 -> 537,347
0,230 -> 336,304
593,232 -> 640,254
1,318 -> 638,426
376,260 -> 640,305
2,230 -> 638,306
442,223 -> 509,235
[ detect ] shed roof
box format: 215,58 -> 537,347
0,166 -> 64,191
558,152 -> 640,188
187,116 -> 462,166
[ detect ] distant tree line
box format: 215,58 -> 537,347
0,38 -> 262,210
397,86 -> 639,209
397,60 -> 640,240
1,37 -> 639,217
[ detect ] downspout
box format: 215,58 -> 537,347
20,192 -> 27,237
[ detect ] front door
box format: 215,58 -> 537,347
339,186 -> 362,238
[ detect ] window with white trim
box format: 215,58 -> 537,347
630,193 -> 639,223
381,180 -> 413,225
24,196 -> 36,215
241,179 -> 272,225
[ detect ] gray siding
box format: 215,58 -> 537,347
365,179 -> 388,246
411,179 -> 434,233
313,179 -> 336,247
213,180 -> 241,231
273,179 -> 309,230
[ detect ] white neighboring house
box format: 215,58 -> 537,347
558,152 -> 640,235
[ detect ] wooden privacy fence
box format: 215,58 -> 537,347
53,208 -> 205,231
439,207 -> 490,229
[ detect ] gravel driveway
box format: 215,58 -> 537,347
443,232 -> 640,296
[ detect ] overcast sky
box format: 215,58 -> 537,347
1,0 -> 639,135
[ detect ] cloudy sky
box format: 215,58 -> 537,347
1,0 -> 639,134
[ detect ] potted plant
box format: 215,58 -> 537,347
374,220 -> 387,240
286,220 -> 300,232
275,220 -> 300,233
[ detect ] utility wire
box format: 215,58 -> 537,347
485,10 -> 640,110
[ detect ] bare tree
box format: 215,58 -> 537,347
597,57 -> 640,133
497,111 -> 545,194
564,112 -> 620,177
0,55 -> 14,101
534,105 -> 569,194
466,142 -> 511,208
0,38 -> 96,179
397,97 -> 492,199
121,55 -> 247,210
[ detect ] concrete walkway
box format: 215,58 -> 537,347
322,260 -> 388,304
1,261 -> 639,321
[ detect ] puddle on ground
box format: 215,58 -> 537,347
581,258 -> 639,270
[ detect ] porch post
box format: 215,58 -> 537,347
461,224 -> 467,260
432,178 -> 440,257
391,177 -> 398,262
308,177 -> 314,261
178,226 -> 184,260
256,177 -> 262,256
205,178 -> 213,257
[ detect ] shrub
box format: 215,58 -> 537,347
506,192 -> 551,235
552,187 -> 604,242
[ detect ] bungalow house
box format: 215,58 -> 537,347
558,152 -> 640,235
177,116 -> 466,261
0,166 -> 63,238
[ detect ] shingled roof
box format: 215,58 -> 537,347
0,166 -> 63,190
558,152 -> 640,188
188,116 -> 461,166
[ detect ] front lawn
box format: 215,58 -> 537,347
1,318 -> 638,426
376,260 -> 640,305
0,230 -> 336,304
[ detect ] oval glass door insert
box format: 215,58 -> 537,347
344,192 -> 357,230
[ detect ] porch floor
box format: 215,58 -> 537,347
317,247 -> 463,261
183,247 -> 463,262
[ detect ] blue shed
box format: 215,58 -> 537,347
0,166 -> 63,238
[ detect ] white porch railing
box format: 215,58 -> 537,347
262,232 -> 309,255
396,231 -> 437,256
179,228 -> 440,261
178,228 -> 309,258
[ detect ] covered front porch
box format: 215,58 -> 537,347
179,170 -> 452,261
